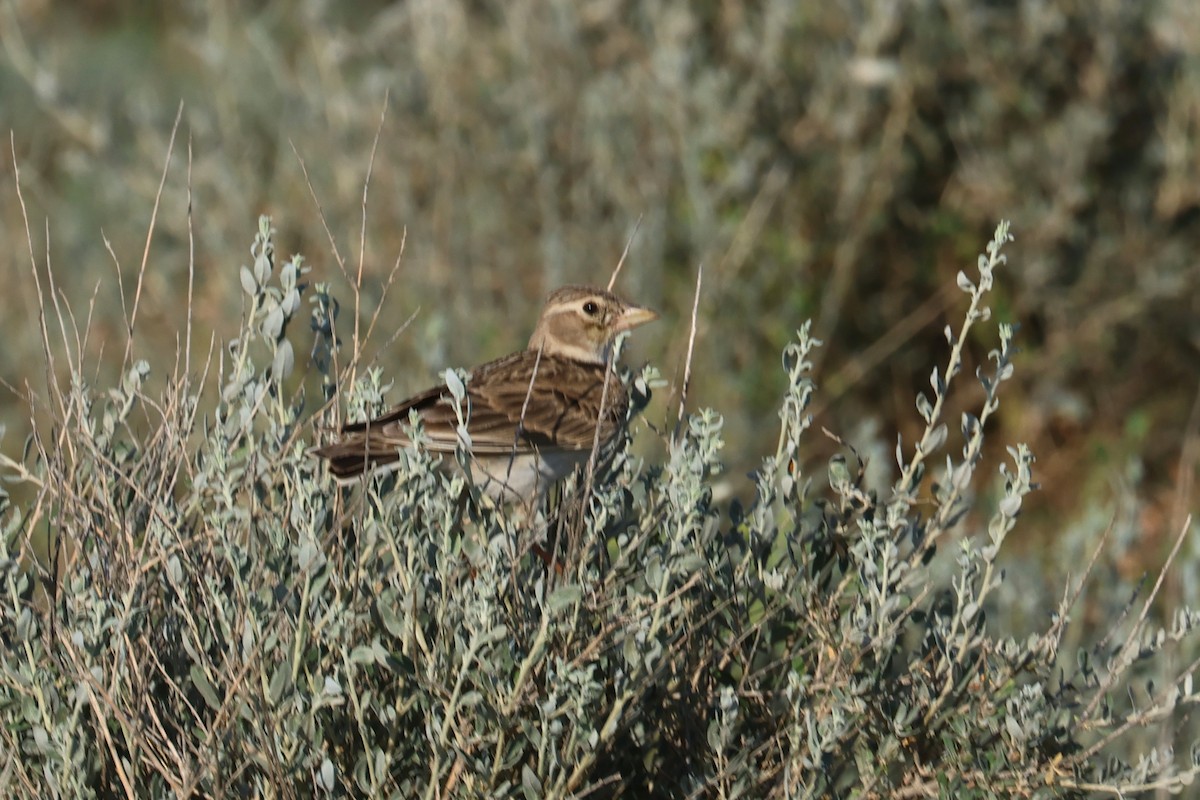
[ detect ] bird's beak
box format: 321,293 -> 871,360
613,303 -> 659,333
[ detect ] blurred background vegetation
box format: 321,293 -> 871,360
2,0 -> 1199,595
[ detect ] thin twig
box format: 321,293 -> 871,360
124,101 -> 183,371
357,305 -> 421,377
510,342 -> 545,488
716,160 -> 789,281
677,263 -> 702,425
104,230 -> 126,335
607,214 -> 643,291
1062,515 -> 1115,644
42,224 -> 77,378
359,228 -> 409,366
290,138 -> 349,412
586,363 -> 616,473
1083,513 -> 1194,719
184,132 -> 195,378
1169,382 -> 1200,549
351,90 -> 390,390
809,283 -> 957,421
290,139 -> 348,281
11,133 -> 64,424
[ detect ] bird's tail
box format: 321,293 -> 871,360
310,434 -> 401,480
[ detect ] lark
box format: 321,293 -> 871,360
313,285 -> 658,505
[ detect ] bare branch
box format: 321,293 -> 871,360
677,263 -> 702,424
124,101 -> 183,371
607,215 -> 643,291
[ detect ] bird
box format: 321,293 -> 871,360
313,285 -> 658,506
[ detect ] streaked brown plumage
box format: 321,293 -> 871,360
313,285 -> 658,504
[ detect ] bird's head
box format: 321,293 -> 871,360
528,285 -> 658,364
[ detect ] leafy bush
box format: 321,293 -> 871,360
2,218 -> 1199,798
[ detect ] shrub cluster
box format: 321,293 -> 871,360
1,220 -> 1199,797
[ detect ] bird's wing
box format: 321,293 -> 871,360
469,354 -> 625,452
337,351 -> 625,456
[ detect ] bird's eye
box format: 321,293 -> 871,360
583,301 -> 599,316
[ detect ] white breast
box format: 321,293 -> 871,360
466,448 -> 591,506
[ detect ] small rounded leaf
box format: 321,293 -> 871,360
445,368 -> 466,402
998,494 -> 1023,518
272,340 -> 295,380
299,540 -> 320,572
547,585 -> 583,614
317,758 -> 335,791
281,261 -> 296,291
254,252 -> 271,285
263,305 -> 285,340
239,266 -> 258,296
922,424 -> 948,454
